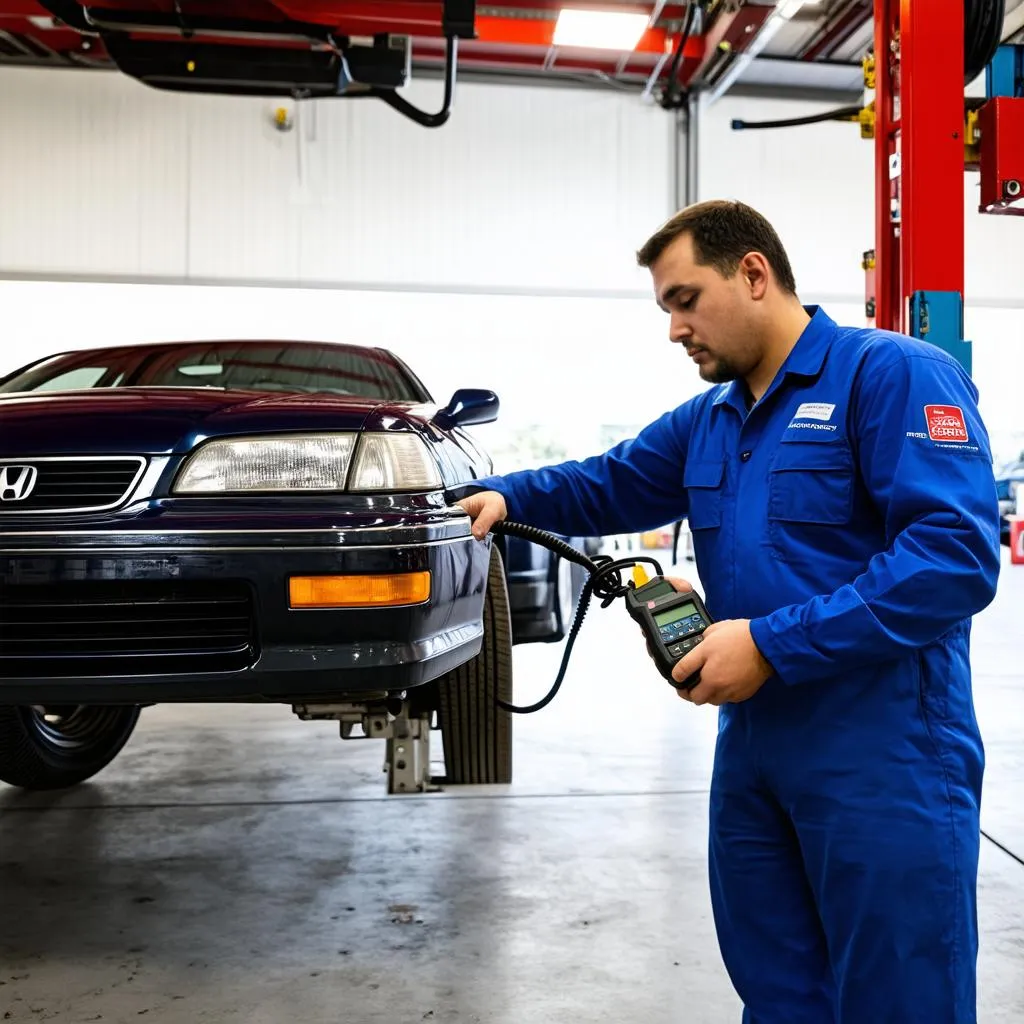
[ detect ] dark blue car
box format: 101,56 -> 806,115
0,339 -> 584,794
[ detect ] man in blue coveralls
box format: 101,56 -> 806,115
454,201 -> 1002,1023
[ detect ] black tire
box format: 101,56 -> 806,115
964,0 -> 1005,84
0,704 -> 140,790
433,545 -> 513,785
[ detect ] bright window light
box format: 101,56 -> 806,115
553,9 -> 650,50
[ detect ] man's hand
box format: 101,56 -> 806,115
672,619 -> 774,706
456,491 -> 508,539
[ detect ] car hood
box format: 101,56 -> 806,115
0,387 -> 437,456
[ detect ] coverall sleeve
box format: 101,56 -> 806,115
749,349 -> 1001,686
457,402 -> 696,538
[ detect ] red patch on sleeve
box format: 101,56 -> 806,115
924,405 -> 969,443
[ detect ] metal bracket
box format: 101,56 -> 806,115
293,698 -> 439,795
381,713 -> 437,795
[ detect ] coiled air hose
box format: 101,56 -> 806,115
490,521 -> 667,714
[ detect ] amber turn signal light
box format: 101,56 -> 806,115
289,572 -> 431,609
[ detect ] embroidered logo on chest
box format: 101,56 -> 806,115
786,402 -> 838,433
793,402 -> 836,422
924,405 -> 968,443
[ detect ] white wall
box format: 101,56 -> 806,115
0,66 -> 671,295
0,64 -> 684,469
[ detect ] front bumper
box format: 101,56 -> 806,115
0,504 -> 490,703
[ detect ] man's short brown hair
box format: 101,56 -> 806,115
636,199 -> 797,294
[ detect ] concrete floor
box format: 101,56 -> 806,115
1,547 -> 1022,1023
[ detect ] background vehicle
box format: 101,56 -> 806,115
995,452 -> 1023,546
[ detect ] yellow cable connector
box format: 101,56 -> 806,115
633,565 -> 651,588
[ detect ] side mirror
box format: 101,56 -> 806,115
434,389 -> 500,429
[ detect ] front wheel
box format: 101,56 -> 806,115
0,705 -> 141,790
428,545 -> 513,785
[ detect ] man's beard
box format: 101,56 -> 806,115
699,354 -> 742,384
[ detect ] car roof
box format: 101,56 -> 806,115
44,338 -> 400,360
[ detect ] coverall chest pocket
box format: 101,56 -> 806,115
767,443 -> 854,531
683,459 -> 725,530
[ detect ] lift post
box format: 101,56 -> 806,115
872,0 -> 972,372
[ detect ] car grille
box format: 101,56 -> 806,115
0,580 -> 257,678
0,457 -> 146,514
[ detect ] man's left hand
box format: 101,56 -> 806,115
671,619 -> 774,706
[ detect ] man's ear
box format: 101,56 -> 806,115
740,252 -> 771,301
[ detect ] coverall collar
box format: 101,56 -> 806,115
712,305 -> 838,415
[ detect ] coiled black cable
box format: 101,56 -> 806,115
491,521 -> 665,714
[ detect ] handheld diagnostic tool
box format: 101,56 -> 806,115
625,577 -> 714,688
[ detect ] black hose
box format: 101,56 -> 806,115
352,36 -> 458,127
490,522 -> 665,714
660,0 -> 698,112
965,0 -> 1006,83
731,105 -> 862,131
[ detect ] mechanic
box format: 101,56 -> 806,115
454,200 -> 1002,1023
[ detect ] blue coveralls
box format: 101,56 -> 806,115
470,307 -> 1001,1023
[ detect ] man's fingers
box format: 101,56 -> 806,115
664,576 -> 694,593
671,643 -> 707,685
472,510 -> 497,539
456,492 -> 507,539
687,680 -> 714,706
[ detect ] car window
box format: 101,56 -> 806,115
0,353 -> 131,394
29,366 -> 116,391
0,343 -> 425,402
134,343 -> 423,400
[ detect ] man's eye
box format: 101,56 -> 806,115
680,296 -> 696,310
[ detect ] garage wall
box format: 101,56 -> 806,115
2,73 -> 1020,465
0,66 -> 672,295
0,64 -> 685,469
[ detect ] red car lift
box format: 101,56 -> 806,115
869,0 -> 1023,373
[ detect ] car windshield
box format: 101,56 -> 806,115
0,342 -> 426,402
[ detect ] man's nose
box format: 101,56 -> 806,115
670,314 -> 692,342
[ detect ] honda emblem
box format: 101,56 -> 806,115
0,465 -> 39,502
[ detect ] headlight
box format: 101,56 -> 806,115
173,432 -> 442,494
174,435 -> 357,493
348,434 -> 442,491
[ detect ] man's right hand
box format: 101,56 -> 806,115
456,491 -> 508,539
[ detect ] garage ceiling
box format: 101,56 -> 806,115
0,0 -> 1022,107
